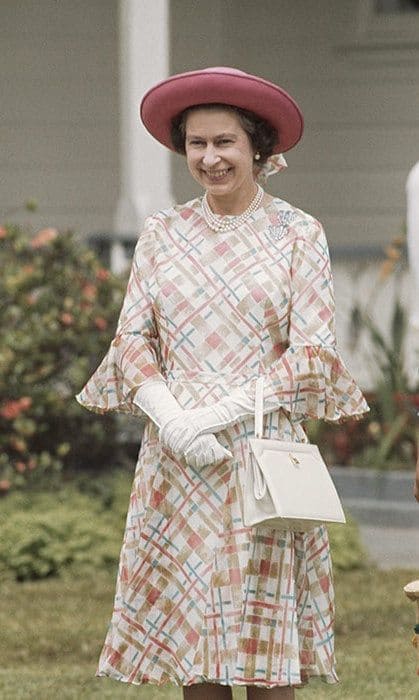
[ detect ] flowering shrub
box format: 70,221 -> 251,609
308,389 -> 418,469
0,222 -> 126,491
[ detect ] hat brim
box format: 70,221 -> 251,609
140,67 -> 304,154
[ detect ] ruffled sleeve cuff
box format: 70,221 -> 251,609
256,345 -> 369,422
75,333 -> 163,417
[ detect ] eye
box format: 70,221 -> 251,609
188,139 -> 205,146
218,139 -> 232,145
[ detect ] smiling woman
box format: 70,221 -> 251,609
184,108 -> 259,214
76,67 -> 369,700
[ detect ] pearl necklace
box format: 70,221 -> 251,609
202,184 -> 264,232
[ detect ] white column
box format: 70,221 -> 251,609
407,162 -> 419,330
114,0 -> 173,249
406,162 -> 419,387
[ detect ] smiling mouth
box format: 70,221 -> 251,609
203,168 -> 232,179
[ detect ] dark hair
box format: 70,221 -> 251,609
170,103 -> 278,165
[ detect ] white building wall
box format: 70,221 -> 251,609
171,0 -> 419,252
1,0 -> 119,235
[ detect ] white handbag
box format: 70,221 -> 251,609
243,376 -> 346,531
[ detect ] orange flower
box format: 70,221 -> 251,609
0,480 -> 11,492
27,458 -> 37,470
82,282 -> 97,301
96,268 -> 110,282
60,312 -> 74,326
22,264 -> 35,275
30,227 -> 58,249
0,397 -> 32,419
19,397 -> 32,410
94,316 -> 108,330
15,461 -> 26,473
1,401 -> 23,420
0,226 -> 7,239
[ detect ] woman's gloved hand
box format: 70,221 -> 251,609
159,392 -> 256,454
133,380 -> 232,466
184,434 -> 231,469
159,386 -> 279,455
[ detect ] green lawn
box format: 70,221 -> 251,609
1,568 -> 419,699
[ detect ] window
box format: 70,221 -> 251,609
375,0 -> 419,13
355,0 -> 419,46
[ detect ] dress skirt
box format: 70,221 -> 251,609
96,410 -> 338,688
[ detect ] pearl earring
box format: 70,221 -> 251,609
254,153 -> 261,161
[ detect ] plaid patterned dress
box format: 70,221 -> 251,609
77,197 -> 368,688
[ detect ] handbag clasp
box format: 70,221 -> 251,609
289,453 -> 300,466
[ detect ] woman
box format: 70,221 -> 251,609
77,67 -> 369,698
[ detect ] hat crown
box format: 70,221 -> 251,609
201,66 -> 247,76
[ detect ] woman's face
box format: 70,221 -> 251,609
184,108 -> 256,202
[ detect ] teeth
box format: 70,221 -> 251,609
207,169 -> 230,179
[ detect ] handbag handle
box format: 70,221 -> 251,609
254,376 -> 265,439
255,376 -> 300,441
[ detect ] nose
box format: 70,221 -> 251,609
202,146 -> 221,168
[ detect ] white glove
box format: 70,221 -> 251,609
184,434 -> 231,469
133,381 -> 232,467
159,387 -> 278,455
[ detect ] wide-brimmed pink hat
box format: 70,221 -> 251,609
140,67 -> 303,154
